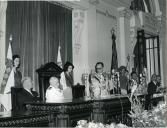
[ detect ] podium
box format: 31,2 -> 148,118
36,62 -> 63,101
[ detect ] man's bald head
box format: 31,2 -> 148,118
22,77 -> 33,90
49,76 -> 59,88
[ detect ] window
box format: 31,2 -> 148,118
146,36 -> 160,81
134,30 -> 160,82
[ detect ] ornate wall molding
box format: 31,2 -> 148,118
138,11 -> 159,34
72,9 -> 85,55
118,7 -> 133,19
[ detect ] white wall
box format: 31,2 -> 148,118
72,1 -> 127,84
87,5 -> 97,71
87,1 -> 118,72
95,12 -> 116,72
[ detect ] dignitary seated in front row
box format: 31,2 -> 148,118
17,77 -> 39,110
45,76 -> 64,102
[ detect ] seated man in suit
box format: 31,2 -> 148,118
17,77 -> 39,110
45,76 -> 64,102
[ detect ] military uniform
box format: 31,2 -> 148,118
45,85 -> 64,102
92,73 -> 109,97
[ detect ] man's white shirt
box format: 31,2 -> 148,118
45,85 -> 64,103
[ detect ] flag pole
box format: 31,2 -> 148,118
0,34 -> 14,111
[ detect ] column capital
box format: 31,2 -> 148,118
0,1 -> 7,38
0,1 -> 7,24
118,7 -> 133,19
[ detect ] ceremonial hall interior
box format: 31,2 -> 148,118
0,0 -> 166,127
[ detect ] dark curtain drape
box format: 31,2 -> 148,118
6,1 -> 72,92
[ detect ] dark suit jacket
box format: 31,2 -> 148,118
17,88 -> 39,110
14,69 -> 22,88
147,81 -> 157,95
145,81 -> 158,110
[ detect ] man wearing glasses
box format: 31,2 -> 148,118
90,62 -> 109,98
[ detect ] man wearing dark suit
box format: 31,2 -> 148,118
145,74 -> 157,110
17,77 -> 39,110
147,74 -> 157,95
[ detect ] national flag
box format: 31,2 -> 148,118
0,35 -> 14,111
57,45 -> 62,68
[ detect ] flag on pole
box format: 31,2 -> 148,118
110,29 -> 118,72
57,45 -> 62,68
0,35 -> 14,111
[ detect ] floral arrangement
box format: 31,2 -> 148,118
75,120 -> 129,128
128,74 -> 166,127
128,99 -> 166,127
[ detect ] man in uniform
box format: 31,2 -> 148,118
45,76 -> 64,102
90,62 -> 109,98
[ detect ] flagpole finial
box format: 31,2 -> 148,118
111,28 -> 116,40
9,35 -> 12,41
111,28 -> 115,35
58,45 -> 61,50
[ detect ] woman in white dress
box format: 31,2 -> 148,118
60,62 -> 74,99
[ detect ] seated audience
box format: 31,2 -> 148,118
17,77 -> 39,110
46,76 -> 64,102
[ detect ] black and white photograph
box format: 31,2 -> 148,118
0,0 -> 166,127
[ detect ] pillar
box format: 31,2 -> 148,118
0,1 -> 7,87
72,9 -> 89,84
117,7 -> 132,67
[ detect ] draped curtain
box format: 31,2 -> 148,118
6,1 -> 72,91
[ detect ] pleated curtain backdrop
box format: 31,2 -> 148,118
5,1 -> 72,92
